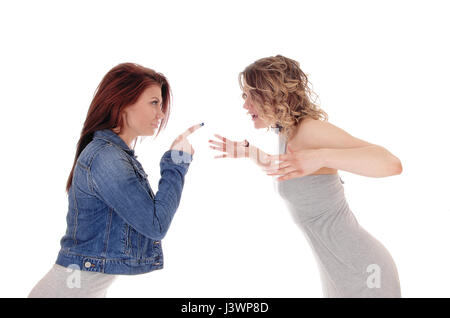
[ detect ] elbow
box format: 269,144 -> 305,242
396,160 -> 403,175
142,220 -> 168,241
390,157 -> 403,175
143,230 -> 165,241
381,146 -> 402,176
141,228 -> 166,241
152,233 -> 165,241
149,206 -> 173,241
153,229 -> 168,241
147,225 -> 168,241
152,221 -> 171,241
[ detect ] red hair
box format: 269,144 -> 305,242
65,62 -> 172,194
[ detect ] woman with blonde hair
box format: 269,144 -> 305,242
209,55 -> 402,297
29,63 -> 202,297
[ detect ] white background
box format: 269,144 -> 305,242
1,0 -> 449,298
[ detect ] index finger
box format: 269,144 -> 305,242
181,123 -> 204,138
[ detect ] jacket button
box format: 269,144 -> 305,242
84,261 -> 91,268
154,262 -> 161,266
154,241 -> 160,245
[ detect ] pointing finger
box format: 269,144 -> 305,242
181,123 -> 204,139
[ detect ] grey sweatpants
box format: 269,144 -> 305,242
28,263 -> 117,298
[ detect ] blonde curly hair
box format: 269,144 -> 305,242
239,55 -> 328,140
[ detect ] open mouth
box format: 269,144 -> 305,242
251,114 -> 258,120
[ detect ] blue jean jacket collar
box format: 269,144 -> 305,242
93,129 -> 136,157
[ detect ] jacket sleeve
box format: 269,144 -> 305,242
90,145 -> 192,240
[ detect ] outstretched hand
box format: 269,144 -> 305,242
208,134 -> 249,159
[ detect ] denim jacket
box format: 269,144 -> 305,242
55,129 -> 193,275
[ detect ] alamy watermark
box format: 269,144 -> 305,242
366,264 -> 381,289
66,264 -> 81,289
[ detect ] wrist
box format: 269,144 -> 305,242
247,145 -> 270,167
243,139 -> 250,158
246,144 -> 257,160
163,149 -> 193,165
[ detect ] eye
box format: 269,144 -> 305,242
151,101 -> 163,108
242,93 -> 247,99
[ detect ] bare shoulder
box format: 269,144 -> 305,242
287,116 -> 376,151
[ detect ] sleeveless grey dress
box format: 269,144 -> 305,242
274,133 -> 401,297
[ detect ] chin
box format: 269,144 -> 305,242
140,129 -> 156,137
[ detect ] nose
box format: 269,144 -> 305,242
157,109 -> 165,120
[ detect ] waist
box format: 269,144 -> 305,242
276,173 -> 348,222
277,173 -> 344,199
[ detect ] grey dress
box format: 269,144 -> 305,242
275,133 -> 401,297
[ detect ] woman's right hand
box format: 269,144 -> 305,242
209,134 -> 278,170
170,123 -> 204,155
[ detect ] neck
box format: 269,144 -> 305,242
112,127 -> 136,149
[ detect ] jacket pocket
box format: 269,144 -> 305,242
123,223 -> 148,258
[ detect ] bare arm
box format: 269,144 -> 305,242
321,146 -> 402,177
266,118 -> 403,181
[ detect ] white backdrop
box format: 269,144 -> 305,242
1,0 -> 449,298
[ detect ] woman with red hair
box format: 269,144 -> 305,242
29,63 -> 203,297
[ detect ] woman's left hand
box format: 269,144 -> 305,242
265,145 -> 326,181
208,134 -> 249,159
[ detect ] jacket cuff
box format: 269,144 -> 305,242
161,150 -> 193,166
